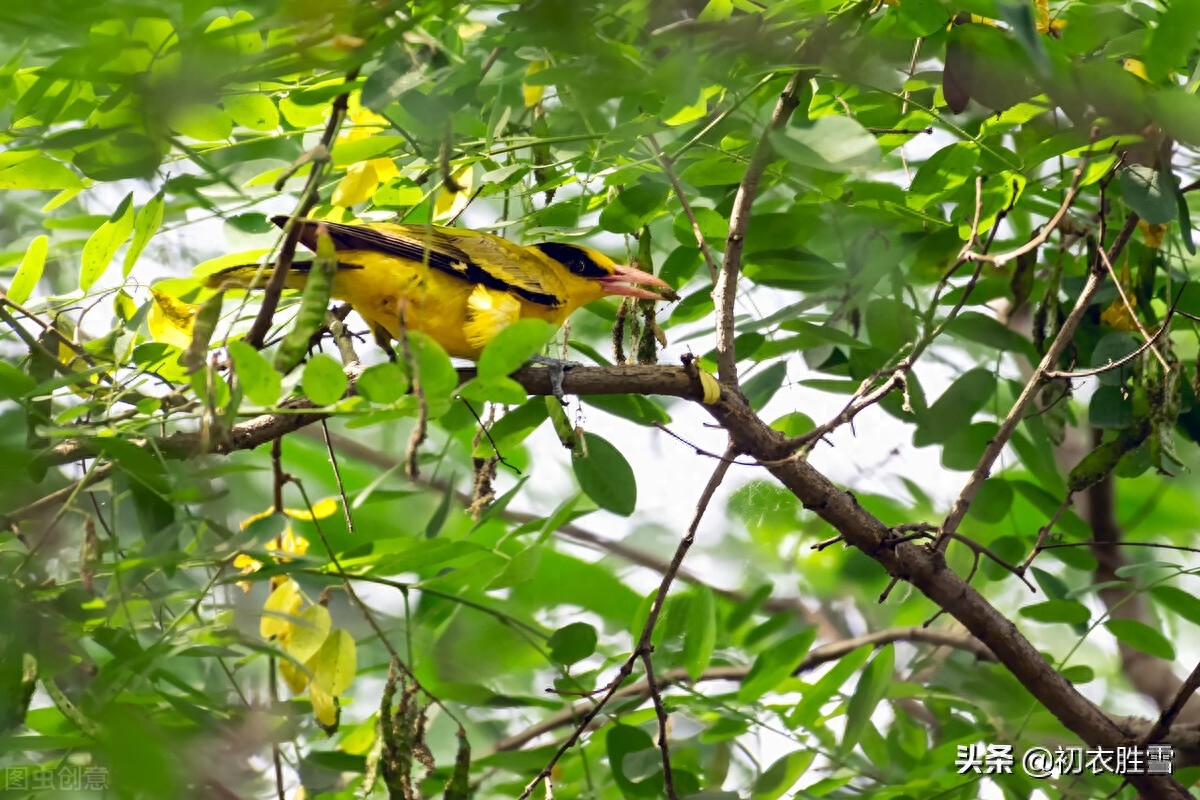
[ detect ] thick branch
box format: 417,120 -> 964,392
693,383 -> 1188,797
35,364 -> 704,473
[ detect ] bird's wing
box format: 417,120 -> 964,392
271,216 -> 562,307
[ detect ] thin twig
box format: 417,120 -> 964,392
713,71 -> 806,384
518,446 -> 734,799
647,133 -> 719,283
936,211 -> 1141,548
1096,241 -> 1169,370
640,650 -> 679,800
961,146 -> 1091,267
243,69 -> 359,348
493,626 -> 993,753
293,476 -> 462,726
1140,660 -> 1200,746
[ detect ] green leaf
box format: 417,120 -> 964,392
122,188 -> 165,277
864,297 -> 918,353
301,355 -> 348,405
0,155 -> 82,190
10,235 -> 48,304
1152,586 -> 1200,627
1120,166 -> 1177,225
223,93 -> 280,131
477,319 -> 555,380
770,411 -> 814,437
893,0 -> 952,37
474,399 -> 548,458
696,0 -> 733,23
1019,600 -> 1091,625
672,207 -> 728,247
968,478 -> 1013,523
770,116 -> 881,173
488,544 -> 542,589
424,481 -> 456,539
752,750 -> 816,800
547,622 -> 598,665
227,340 -> 282,406
356,363 -> 408,404
1105,619 -> 1175,660
599,181 -> 669,233
169,104 -> 234,142
679,156 -> 746,186
1144,0 -> 1200,82
1089,385 -> 1134,429
907,142 -> 979,210
840,645 -> 893,756
742,361 -> 788,411
80,193 -> 135,290
606,725 -> 660,798
0,361 -> 37,400
573,433 -> 637,516
582,394 -> 670,426
914,368 -> 996,446
684,586 -> 717,681
738,629 -> 816,703
1090,332 -> 1140,387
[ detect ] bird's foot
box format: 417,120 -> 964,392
529,355 -> 579,403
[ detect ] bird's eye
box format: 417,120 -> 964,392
533,243 -> 608,278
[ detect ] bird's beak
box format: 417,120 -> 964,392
598,264 -> 679,301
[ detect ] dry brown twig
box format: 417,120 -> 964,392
936,210 -> 1141,549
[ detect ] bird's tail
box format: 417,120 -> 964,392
203,261 -> 319,291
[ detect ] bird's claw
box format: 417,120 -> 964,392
529,355 -> 579,403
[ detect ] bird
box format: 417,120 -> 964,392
204,215 -> 675,365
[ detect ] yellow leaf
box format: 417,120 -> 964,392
284,605 -> 332,664
1123,59 -> 1148,81
698,369 -> 721,404
279,656 -> 310,694
332,161 -> 379,208
240,508 -> 277,530
523,60 -> 548,107
233,553 -> 262,571
275,526 -> 310,557
148,289 -> 199,350
308,628 -> 356,696
309,683 -> 338,726
1138,220 -> 1168,249
371,157 -> 398,182
434,165 -> 473,222
261,579 -> 303,640
285,497 -> 338,521
331,34 -> 364,50
1101,299 -> 1137,331
1034,0 -> 1050,32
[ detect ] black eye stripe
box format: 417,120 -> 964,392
532,243 -> 609,279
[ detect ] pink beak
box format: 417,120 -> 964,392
597,264 -> 678,301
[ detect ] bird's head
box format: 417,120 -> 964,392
530,242 -> 678,308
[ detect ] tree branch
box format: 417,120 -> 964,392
713,71 -> 805,385
492,627 -> 994,753
936,211 -> 1140,546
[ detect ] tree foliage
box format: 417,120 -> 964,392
4,0 -> 1200,798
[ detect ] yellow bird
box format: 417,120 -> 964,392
206,215 -> 674,360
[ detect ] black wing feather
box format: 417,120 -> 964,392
271,215 -> 560,306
